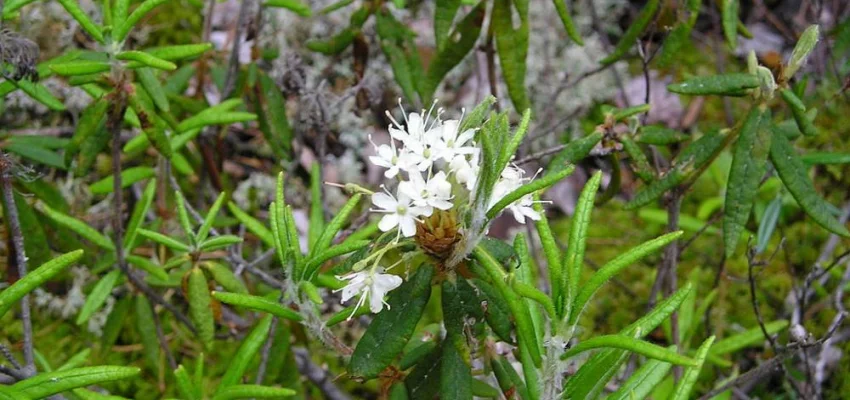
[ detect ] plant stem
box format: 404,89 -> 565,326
0,153 -> 34,375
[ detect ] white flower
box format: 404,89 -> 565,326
368,135 -> 405,178
450,150 -> 480,191
371,188 -> 432,237
336,268 -> 403,315
507,195 -> 542,223
399,171 -> 454,211
434,119 -> 477,162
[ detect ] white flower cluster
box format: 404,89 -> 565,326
369,104 -> 542,239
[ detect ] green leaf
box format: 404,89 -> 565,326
134,295 -> 161,376
492,356 -> 530,400
422,2 -> 485,100
562,171 -> 602,318
308,163 -> 324,251
117,51 -> 177,71
137,43 -> 214,62
56,0 -> 104,42
50,61 -> 111,76
561,335 -> 696,366
124,178 -> 157,249
138,228 -> 191,252
721,0 -> 739,48
213,384 -> 296,399
471,278 -> 514,343
620,136 -> 654,182
0,250 -> 84,318
174,190 -> 196,241
227,202 -> 274,247
102,296 -> 132,348
11,366 -> 140,398
306,28 -> 357,54
198,192 -> 226,243
177,112 -> 257,133
202,262 -> 247,294
2,141 -> 65,169
217,315 -> 274,390
66,98 -> 108,167
563,284 -> 693,399
670,336 -> 716,400
600,0 -> 659,65
3,0 -> 38,18
198,235 -> 243,251
551,0 -> 582,44
801,152 -> 850,165
710,320 -> 788,356
607,356 -> 672,400
473,246 -> 542,367
76,269 -> 121,325
89,166 -> 155,194
492,0 -> 530,112
254,73 -> 293,159
116,0 -> 169,41
636,125 -> 687,145
37,202 -> 115,250
304,240 -> 371,280
440,336 -> 472,400
348,266 -> 434,379
547,131 -> 604,172
770,133 -> 850,237
780,89 -> 817,137
723,105 -> 772,257
212,292 -> 303,321
11,80 -> 67,111
667,73 -> 759,96
785,24 -> 819,77
136,67 -> 170,112
126,255 -> 169,281
434,0 -> 461,50
756,196 -> 782,254
264,0 -> 312,16
173,365 -> 198,400
486,164 -> 575,220
571,231 -> 684,324
312,193 -> 362,257
188,267 -> 215,349
0,191 -> 50,270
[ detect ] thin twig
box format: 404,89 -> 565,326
292,348 -> 352,400
0,152 -> 34,374
254,317 -> 278,385
150,301 -> 177,371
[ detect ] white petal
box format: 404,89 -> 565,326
371,192 -> 397,210
430,199 -> 454,210
399,216 -> 418,237
378,213 -> 400,232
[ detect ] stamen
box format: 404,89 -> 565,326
385,111 -> 404,130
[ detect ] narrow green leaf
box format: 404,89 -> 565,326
304,240 -> 371,280
124,178 -> 157,249
254,73 -> 293,159
801,152 -> 850,165
547,131 -> 604,172
264,0 -> 312,16
756,196 -> 782,254
434,0 -> 461,50
217,315 -> 274,389
126,255 -> 169,281
137,43 -> 214,62
710,320 -> 788,356
721,0 -> 739,48
0,250 -> 84,318
202,262 -> 247,294
135,295 -> 161,376
667,73 -> 759,96
50,61 -> 111,76
177,112 -> 257,133
440,335 -> 472,400
551,0 -> 582,44
780,89 -> 817,137
116,0 -> 169,41
89,166 -> 155,194
670,336 -> 716,400
770,133 -> 850,237
2,142 -> 65,169
422,2 -> 484,100
785,25 -> 819,77
636,125 -> 687,145
308,163 -> 324,252
56,0 -> 104,42
11,366 -> 140,398
571,231 -> 684,324
12,80 -> 66,111
492,0 -> 530,112
76,269 -> 121,325
198,235 -> 243,251
563,171 -> 602,318
348,266 -> 434,379
213,384 -> 296,399
173,365 -> 198,400
561,335 -> 696,366
37,202 -> 115,250
198,192 -> 226,243
212,292 -> 303,321
312,193 -> 363,257
227,202 -> 274,247
117,51 -> 177,71
136,68 -> 170,112
138,229 -> 190,252
188,267 -> 215,349
600,0 -> 659,65
66,98 -> 108,167
607,356 -> 672,400
723,105 -> 772,257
